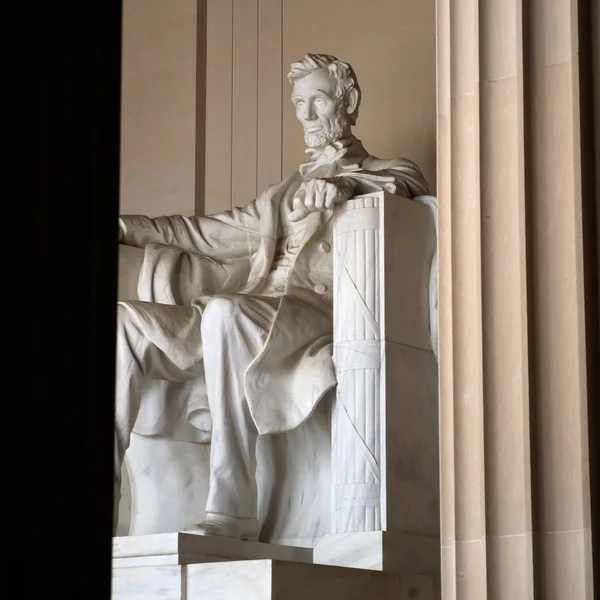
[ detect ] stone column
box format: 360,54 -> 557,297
437,0 -> 595,598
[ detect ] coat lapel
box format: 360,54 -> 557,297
239,172 -> 297,293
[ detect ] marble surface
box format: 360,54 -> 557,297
112,565 -> 182,600
381,341 -> 439,537
112,559 -> 436,600
331,194 -> 437,535
120,433 -> 210,536
112,532 -> 312,568
313,531 -> 440,575
119,397 -> 332,545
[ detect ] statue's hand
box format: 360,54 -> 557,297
289,177 -> 356,222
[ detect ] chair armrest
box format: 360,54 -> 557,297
118,244 -> 145,301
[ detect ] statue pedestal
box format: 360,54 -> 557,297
112,534 -> 435,600
313,531 -> 439,576
112,533 -> 312,568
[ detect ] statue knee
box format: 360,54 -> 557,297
201,295 -> 239,333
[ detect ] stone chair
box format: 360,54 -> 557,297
115,191 -> 439,576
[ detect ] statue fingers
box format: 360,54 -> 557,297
324,183 -> 339,209
304,187 -> 315,208
314,185 -> 327,209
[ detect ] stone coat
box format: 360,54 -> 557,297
119,137 -> 429,442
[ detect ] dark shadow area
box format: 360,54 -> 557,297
32,1 -> 122,597
578,0 -> 599,592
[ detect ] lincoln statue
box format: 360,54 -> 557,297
115,53 -> 430,541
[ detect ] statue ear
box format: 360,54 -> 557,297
345,88 -> 359,116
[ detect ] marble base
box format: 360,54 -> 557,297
112,558 -> 435,600
313,531 -> 440,575
112,533 -> 312,568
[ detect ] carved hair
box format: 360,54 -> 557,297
288,54 -> 362,125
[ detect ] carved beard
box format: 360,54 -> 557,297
303,104 -> 350,149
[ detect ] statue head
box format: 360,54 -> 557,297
288,54 -> 361,149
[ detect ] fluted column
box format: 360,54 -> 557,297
437,0 -> 595,597
330,192 -> 438,539
318,192 -> 439,578
332,195 -> 382,534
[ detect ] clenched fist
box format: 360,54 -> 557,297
289,177 -> 356,222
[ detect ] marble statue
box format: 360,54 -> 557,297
115,53 -> 432,542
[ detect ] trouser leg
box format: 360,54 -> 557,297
113,303 -> 203,530
201,295 -> 278,519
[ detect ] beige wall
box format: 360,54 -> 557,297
120,1 -> 436,216
120,0 -> 205,216
204,0 -> 436,215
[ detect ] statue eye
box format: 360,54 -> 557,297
296,101 -> 304,108
315,97 -> 324,104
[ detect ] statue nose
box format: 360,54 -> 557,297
301,104 -> 315,121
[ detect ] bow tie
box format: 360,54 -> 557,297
305,140 -> 350,163
299,135 -> 363,179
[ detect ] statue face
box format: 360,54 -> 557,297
292,68 -> 351,149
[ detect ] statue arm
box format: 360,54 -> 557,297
118,201 -> 261,258
357,157 -> 430,198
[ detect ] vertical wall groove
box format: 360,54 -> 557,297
437,0 -> 456,596
205,0 -> 233,214
280,0 -> 284,180
479,0 -> 535,597
231,0 -> 258,206
449,0 -> 486,597
229,4 -> 234,209
195,0 -> 207,216
524,0 -> 594,597
256,0 -> 260,196
257,0 -> 283,193
205,0 -> 282,214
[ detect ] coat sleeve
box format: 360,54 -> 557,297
307,155 -> 430,199
119,200 -> 262,258
358,157 -> 430,198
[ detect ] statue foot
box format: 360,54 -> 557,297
183,513 -> 259,542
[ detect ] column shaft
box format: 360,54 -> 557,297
480,0 -> 535,597
437,0 -> 594,596
525,0 -> 594,597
